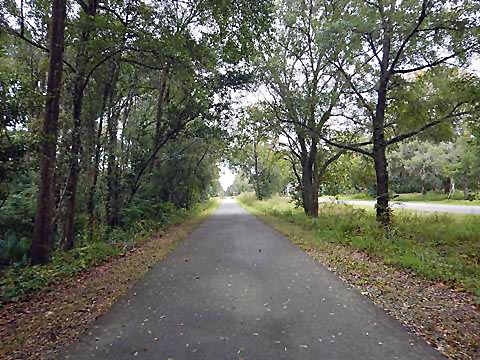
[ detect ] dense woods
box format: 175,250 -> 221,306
0,0 -> 272,270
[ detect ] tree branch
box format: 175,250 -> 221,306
393,52 -> 459,74
386,107 -> 475,146
389,0 -> 430,72
0,21 -> 76,72
330,61 -> 375,119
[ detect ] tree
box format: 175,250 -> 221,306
258,0 -> 347,217
31,0 -> 67,265
389,140 -> 457,194
326,0 -> 480,225
231,107 -> 290,200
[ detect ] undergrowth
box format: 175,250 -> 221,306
0,199 -> 217,306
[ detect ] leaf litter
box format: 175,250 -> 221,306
0,216 -> 207,360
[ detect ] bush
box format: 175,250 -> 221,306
0,242 -> 120,304
0,198 -> 217,306
0,233 -> 30,267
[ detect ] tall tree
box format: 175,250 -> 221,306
322,0 -> 480,225
258,0 -> 347,216
31,0 -> 67,264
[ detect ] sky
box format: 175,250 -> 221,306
219,164 -> 235,191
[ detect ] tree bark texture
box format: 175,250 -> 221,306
31,0 -> 67,265
63,1 -> 98,250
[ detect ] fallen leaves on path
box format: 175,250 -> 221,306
261,214 -> 480,360
0,215 -> 207,360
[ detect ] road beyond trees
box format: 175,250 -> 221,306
62,199 -> 442,359
320,199 -> 480,215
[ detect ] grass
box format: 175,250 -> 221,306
332,191 -> 480,205
237,193 -> 480,298
0,199 -> 219,306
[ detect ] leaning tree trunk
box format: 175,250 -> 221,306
154,67 -> 169,148
31,0 -> 67,265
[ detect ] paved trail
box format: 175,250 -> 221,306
62,199 -> 442,360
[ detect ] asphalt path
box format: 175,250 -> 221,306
321,198 -> 480,215
62,199 -> 442,360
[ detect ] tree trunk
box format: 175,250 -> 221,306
302,175 -> 318,217
443,177 -> 451,194
106,104 -> 121,228
373,132 -> 390,225
301,155 -> 319,217
62,1 -> 98,250
373,85 -> 390,226
463,177 -> 469,199
63,74 -> 86,250
419,167 -> 427,195
448,178 -> 456,199
155,67 -> 169,148
87,66 -> 117,240
372,12 -> 393,227
87,111 -> 103,241
31,0 -> 67,265
253,136 -> 262,200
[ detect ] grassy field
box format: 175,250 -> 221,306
332,191 -> 480,205
237,194 -> 479,298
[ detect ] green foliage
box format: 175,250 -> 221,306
238,194 -> 480,298
0,233 -> 31,266
0,199 -> 216,305
230,106 -> 291,200
0,175 -> 37,240
322,153 -> 376,195
0,241 -> 120,304
226,171 -> 253,196
389,67 -> 480,142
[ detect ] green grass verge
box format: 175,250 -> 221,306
237,194 -> 479,299
333,191 -> 480,205
0,199 -> 218,306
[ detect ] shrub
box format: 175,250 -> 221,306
0,233 -> 30,267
